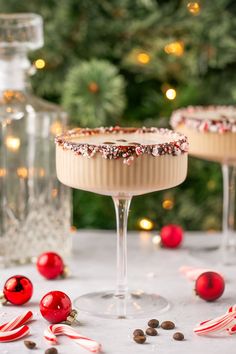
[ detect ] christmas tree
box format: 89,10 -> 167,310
1,0 -> 235,231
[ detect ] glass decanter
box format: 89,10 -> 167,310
0,13 -> 71,266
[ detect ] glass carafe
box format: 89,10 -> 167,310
0,13 -> 71,266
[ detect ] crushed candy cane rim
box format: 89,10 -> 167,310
44,323 -> 101,353
170,105 -> 236,133
55,126 -> 188,160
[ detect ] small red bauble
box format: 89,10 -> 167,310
37,252 -> 64,279
195,271 -> 225,301
40,290 -> 76,324
160,224 -> 183,248
3,275 -> 33,305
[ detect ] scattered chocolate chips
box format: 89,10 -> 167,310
148,319 -> 159,328
45,348 -> 58,354
133,335 -> 146,344
173,332 -> 184,341
146,327 -> 158,336
133,329 -> 144,337
161,321 -> 175,330
24,340 -> 36,349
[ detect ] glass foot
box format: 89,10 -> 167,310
74,290 -> 170,319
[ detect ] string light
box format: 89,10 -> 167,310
34,59 -> 46,69
137,52 -> 151,64
187,2 -> 201,15
50,121 -> 63,136
0,169 -> 6,177
51,188 -> 58,198
165,88 -> 176,100
17,167 -> 28,179
6,136 -> 20,151
162,199 -> 174,210
138,218 -> 154,231
164,41 -> 184,57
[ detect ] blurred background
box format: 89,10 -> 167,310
1,0 -> 235,231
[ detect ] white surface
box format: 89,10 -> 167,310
0,230 -> 235,354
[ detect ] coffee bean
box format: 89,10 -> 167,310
161,320 -> 175,330
173,332 -> 184,341
133,329 -> 144,337
24,340 -> 36,349
45,348 -> 58,354
146,327 -> 158,336
133,335 -> 146,344
148,319 -> 159,328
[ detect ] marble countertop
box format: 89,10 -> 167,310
0,230 -> 234,354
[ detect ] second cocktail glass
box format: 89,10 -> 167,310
56,127 -> 188,318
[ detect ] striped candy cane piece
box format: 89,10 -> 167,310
0,311 -> 33,332
44,324 -> 102,353
0,325 -> 30,342
194,306 -> 236,335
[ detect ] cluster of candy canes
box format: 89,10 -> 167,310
194,305 -> 236,335
0,311 -> 33,342
44,323 -> 102,353
179,266 -> 212,281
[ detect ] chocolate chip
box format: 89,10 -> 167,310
45,348 -> 58,354
161,320 -> 175,330
133,335 -> 146,344
148,319 -> 159,328
173,332 -> 184,341
24,340 -> 36,349
146,327 -> 158,336
133,329 -> 144,337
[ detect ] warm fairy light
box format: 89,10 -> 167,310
35,59 -> 46,69
152,235 -> 162,246
39,168 -> 46,177
164,41 -> 184,56
70,226 -> 77,232
0,168 -> 6,177
137,52 -> 150,64
138,218 -> 154,231
187,2 -> 201,15
6,136 -> 20,151
165,88 -> 176,100
51,188 -> 58,198
17,167 -> 28,179
207,180 -> 216,190
162,199 -> 174,210
50,121 -> 63,136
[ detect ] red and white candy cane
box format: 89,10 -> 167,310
179,266 -> 212,281
44,324 -> 102,353
0,311 -> 33,342
194,305 -> 236,335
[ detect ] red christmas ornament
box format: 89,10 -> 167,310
37,252 -> 65,279
160,224 -> 183,248
1,275 -> 33,305
40,291 -> 77,324
195,271 -> 225,301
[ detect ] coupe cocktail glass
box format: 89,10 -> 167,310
56,127 -> 188,318
171,106 -> 236,265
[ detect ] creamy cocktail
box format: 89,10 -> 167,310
56,126 -> 188,317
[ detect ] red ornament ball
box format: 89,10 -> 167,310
37,252 -> 64,280
40,290 -> 72,323
3,275 -> 33,305
195,271 -> 225,301
160,224 -> 183,248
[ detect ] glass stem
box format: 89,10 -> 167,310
113,196 -> 131,298
221,164 -> 236,264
